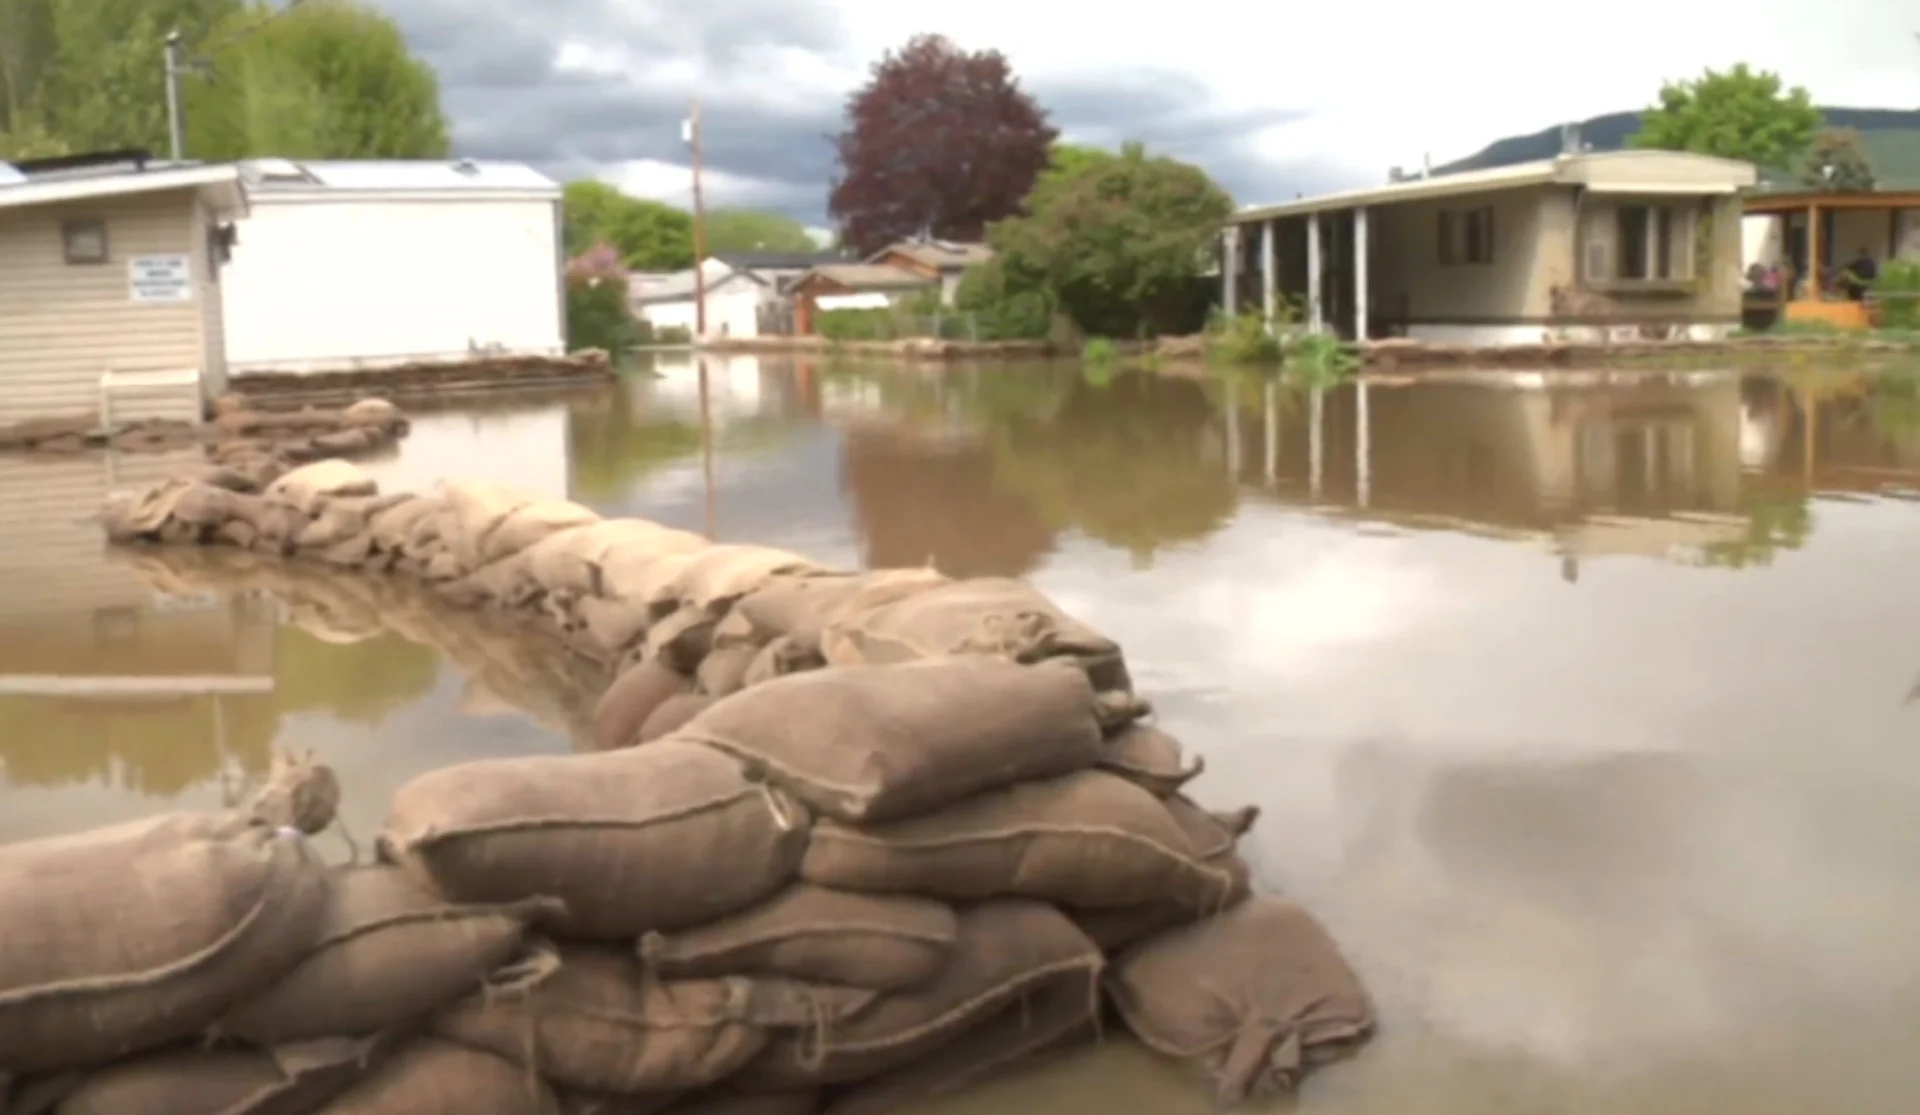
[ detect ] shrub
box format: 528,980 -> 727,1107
817,308 -> 899,342
566,272 -> 637,353
1873,260 -> 1920,332
955,260 -> 1052,341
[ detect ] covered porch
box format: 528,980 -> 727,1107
1741,190 -> 1920,330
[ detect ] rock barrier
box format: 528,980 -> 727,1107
1,457 -> 1380,1113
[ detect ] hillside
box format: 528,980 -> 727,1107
1437,107 -> 1920,188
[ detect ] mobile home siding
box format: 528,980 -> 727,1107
220,196 -> 566,374
0,190 -> 208,426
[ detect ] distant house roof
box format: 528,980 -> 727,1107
712,251 -> 848,272
239,158 -> 560,200
631,260 -> 762,304
799,263 -> 940,292
1230,150 -> 1758,224
870,241 -> 993,271
0,161 -> 246,215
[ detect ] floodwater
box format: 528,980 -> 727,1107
4,356 -> 1920,1112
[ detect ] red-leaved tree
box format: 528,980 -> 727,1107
829,34 -> 1058,258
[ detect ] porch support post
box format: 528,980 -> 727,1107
1259,218 -> 1278,333
1805,203 -> 1820,296
1354,205 -> 1370,341
1306,211 -> 1324,333
1221,224 -> 1240,315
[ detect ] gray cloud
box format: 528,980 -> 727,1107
373,0 -> 1340,221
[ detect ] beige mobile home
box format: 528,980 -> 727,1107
1224,150 -> 1759,346
0,159 -> 246,429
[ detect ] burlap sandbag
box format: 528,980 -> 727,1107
598,549 -> 703,615
52,1036 -> 387,1115
821,962 -> 1098,1115
318,1039 -> 559,1115
670,545 -> 817,612
593,658 -> 692,750
1099,723 -> 1204,798
380,742 -> 810,939
555,1089 -> 683,1115
801,770 -> 1239,910
639,694 -> 716,745
1161,795 -> 1259,861
742,900 -> 1102,1089
0,814 -> 328,1072
1066,849 -> 1252,953
668,1090 -> 820,1115
639,884 -> 956,990
477,498 -> 602,566
366,497 -> 439,556
733,569 -> 949,653
818,578 -> 1131,695
266,460 -> 377,515
675,657 -> 1105,823
439,481 -> 535,568
525,519 -> 705,597
1105,898 -> 1376,1104
436,945 -> 846,1095
644,606 -> 719,675
738,638 -> 822,690
218,866 -> 556,1045
579,596 -> 654,659
695,645 -> 757,698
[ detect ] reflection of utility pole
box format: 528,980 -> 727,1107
685,101 -> 709,339
697,354 -> 717,539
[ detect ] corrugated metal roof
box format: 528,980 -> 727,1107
803,263 -> 939,291
242,158 -> 559,194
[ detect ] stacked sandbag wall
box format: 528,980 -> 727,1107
36,458 -> 1380,1113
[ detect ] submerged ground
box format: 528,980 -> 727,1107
2,356 -> 1917,1112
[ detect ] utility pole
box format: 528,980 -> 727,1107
686,100 -> 709,339
164,32 -> 186,161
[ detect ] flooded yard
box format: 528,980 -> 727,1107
4,356 -> 1919,1112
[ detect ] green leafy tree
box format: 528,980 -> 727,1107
1801,126 -> 1876,191
703,209 -> 817,253
955,258 -> 1052,340
183,0 -> 449,160
1628,63 -> 1821,171
562,180 -> 694,270
31,0 -> 241,154
991,141 -> 1233,337
1036,142 -> 1109,191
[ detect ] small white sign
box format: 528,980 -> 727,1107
129,255 -> 193,303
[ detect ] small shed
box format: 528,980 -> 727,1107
219,158 -> 565,376
790,263 -> 938,334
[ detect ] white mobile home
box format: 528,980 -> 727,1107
220,159 -> 565,376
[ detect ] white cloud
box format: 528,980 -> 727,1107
597,158 -> 797,209
825,0 -> 1920,200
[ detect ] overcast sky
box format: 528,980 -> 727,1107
381,0 -> 1920,224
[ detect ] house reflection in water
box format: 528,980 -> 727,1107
1225,371 -> 1758,570
0,450 -> 281,799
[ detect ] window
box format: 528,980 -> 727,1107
1611,203 -> 1691,281
61,218 -> 108,264
1437,206 -> 1494,265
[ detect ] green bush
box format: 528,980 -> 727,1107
955,260 -> 1052,341
817,308 -> 899,342
634,320 -> 692,346
1873,260 -> 1920,331
566,272 -> 637,353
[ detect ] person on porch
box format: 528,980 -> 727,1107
1842,248 -> 1879,301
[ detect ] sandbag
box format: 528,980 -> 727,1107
380,742 -> 810,939
1099,723 -> 1203,798
738,639 -> 821,690
342,397 -> 402,426
639,884 -> 956,990
294,495 -> 410,550
1065,850 -> 1252,953
668,1091 -> 819,1115
676,657 -> 1105,823
670,545 -> 817,612
579,596 -> 653,659
818,577 -> 1130,695
821,966 -> 1096,1115
594,658 -> 691,750
439,481 -> 535,568
598,550 -> 703,614
267,460 -> 377,515
365,498 -> 438,556
733,569 -> 949,652
53,1037 -> 386,1115
318,1040 -> 558,1115
1105,898 -> 1375,1104
639,694 -> 715,745
556,1091 -> 683,1115
742,900 -> 1101,1088
436,946 -> 840,1095
644,606 -> 718,675
694,645 -> 757,698
519,519 -> 697,601
801,770 -> 1239,910
218,866 -> 554,1045
479,499 -> 602,566
0,813 -> 328,1072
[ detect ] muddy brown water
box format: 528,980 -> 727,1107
4,355 -> 1919,1111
